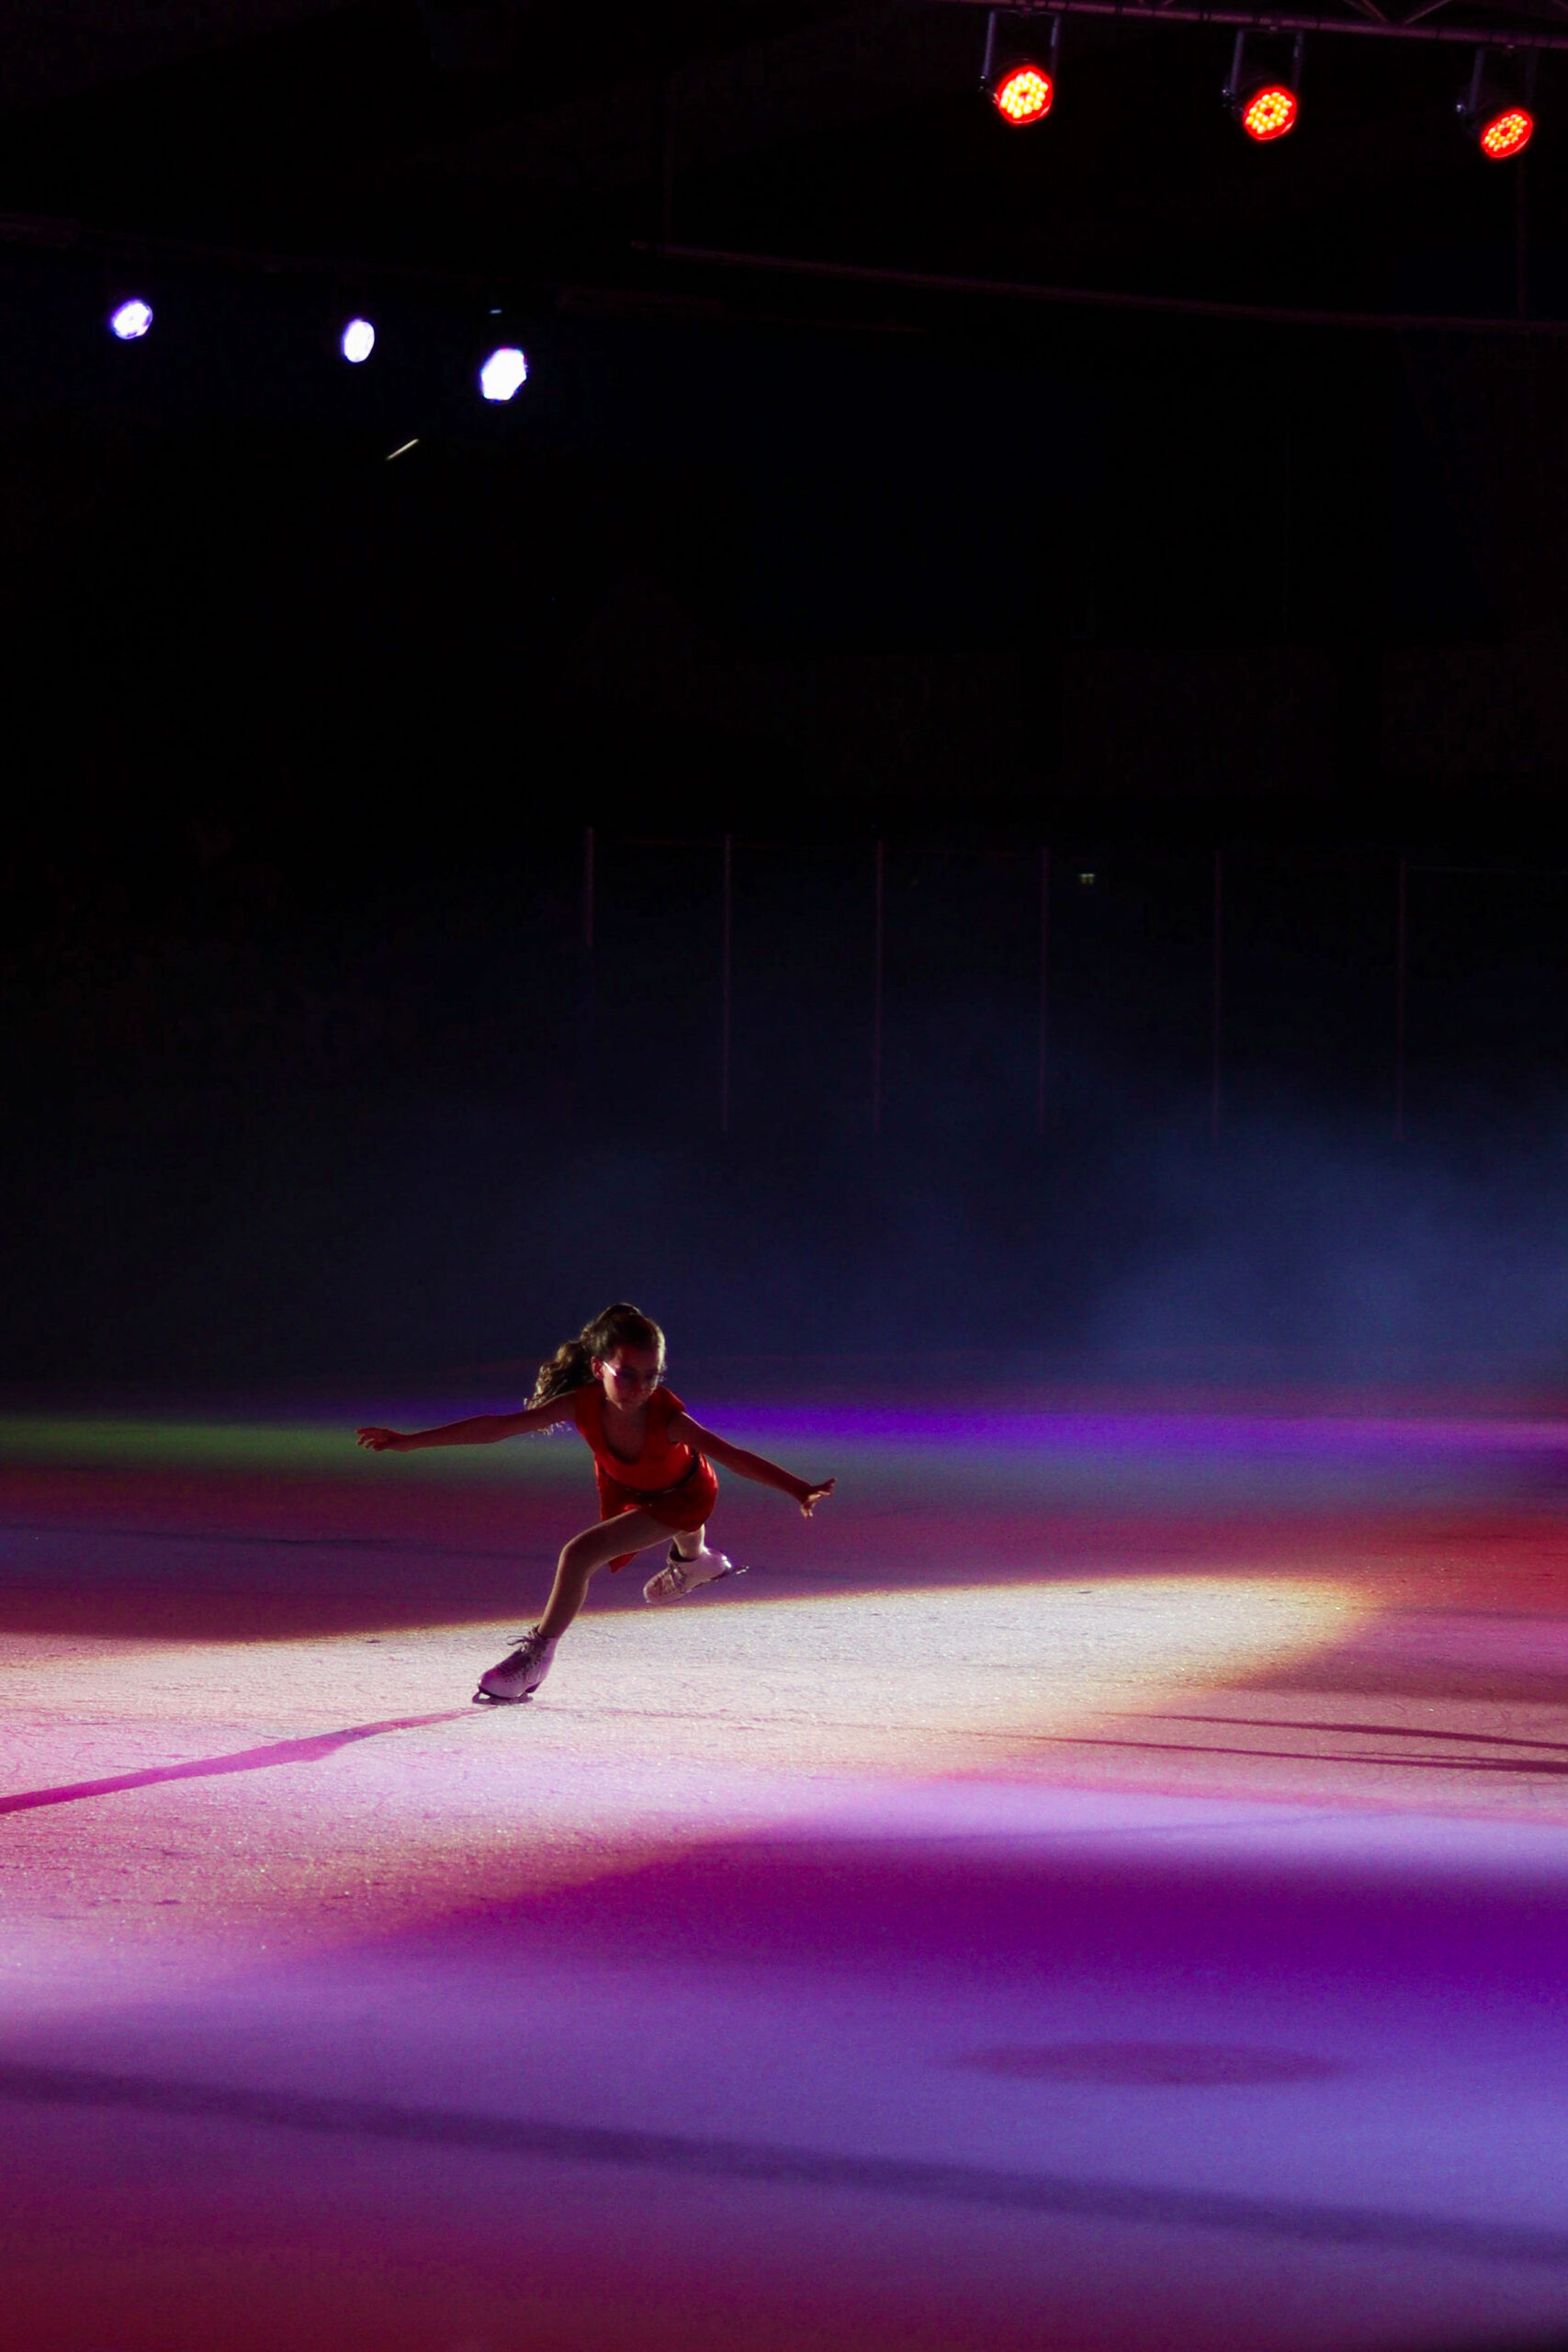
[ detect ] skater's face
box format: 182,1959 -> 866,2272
594,1345 -> 663,1409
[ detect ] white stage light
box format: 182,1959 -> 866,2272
479,345 -> 528,402
340,317 -> 376,364
108,299 -> 153,342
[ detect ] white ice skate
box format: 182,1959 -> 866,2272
641,1542 -> 742,1606
474,1627 -> 556,1704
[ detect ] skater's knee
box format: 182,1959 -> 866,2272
558,1532 -> 602,1582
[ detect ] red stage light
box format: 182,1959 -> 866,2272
1479,105 -> 1533,158
993,63 -> 1054,125
1241,83 -> 1298,141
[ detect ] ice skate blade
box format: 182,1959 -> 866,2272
641,1563 -> 749,1607
472,1687 -> 534,1705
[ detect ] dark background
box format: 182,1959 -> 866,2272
4,0 -> 1568,1386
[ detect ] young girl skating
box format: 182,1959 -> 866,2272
356,1302 -> 835,1704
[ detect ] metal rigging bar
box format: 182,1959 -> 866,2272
937,0 -> 1568,48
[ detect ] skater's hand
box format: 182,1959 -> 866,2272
797,1477 -> 835,1518
356,1426 -> 410,1453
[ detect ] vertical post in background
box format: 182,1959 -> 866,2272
1036,844 -> 1050,1136
1210,850 -> 1224,1145
872,839 -> 886,1136
720,832 -> 733,1135
1280,430 -> 1292,641
660,75 -> 678,248
1394,853 -> 1408,1142
577,826 -> 597,1121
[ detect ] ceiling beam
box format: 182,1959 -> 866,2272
934,0 -> 1568,48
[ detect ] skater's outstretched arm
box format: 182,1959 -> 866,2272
669,1413 -> 835,1518
356,1399 -> 570,1453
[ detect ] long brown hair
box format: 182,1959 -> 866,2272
530,1302 -> 666,1408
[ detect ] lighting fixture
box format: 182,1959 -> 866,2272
479,345 -> 528,402
981,10 -> 1058,127
1224,30 -> 1303,142
1458,48 -> 1536,158
108,298 -> 153,341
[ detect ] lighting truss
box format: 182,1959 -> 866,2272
939,0 -> 1568,52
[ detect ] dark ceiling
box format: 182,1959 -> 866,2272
0,0 -> 1556,319
1,1 -> 1563,842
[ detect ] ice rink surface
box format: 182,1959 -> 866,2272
5,1383 -> 1568,2351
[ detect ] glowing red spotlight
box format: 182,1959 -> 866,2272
981,13 -> 1061,129
993,62 -> 1054,124
1459,49 -> 1538,160
1224,30 -> 1303,146
1240,82 -> 1298,141
1479,105 -> 1533,158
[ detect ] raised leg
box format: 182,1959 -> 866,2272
641,1526 -> 734,1606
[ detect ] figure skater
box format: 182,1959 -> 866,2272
355,1302 -> 834,1704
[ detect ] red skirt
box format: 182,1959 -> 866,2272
596,1454 -> 719,1570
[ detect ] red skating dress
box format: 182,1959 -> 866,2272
570,1385 -> 719,1568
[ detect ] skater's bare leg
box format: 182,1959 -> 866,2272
477,1511 -> 695,1703
536,1510 -> 669,1641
